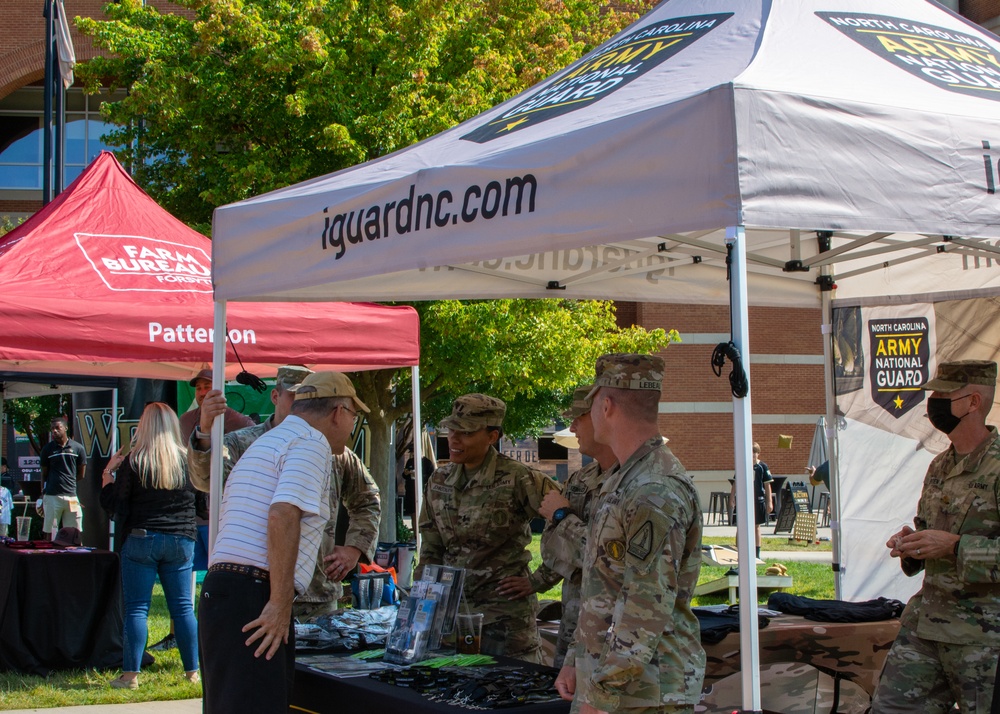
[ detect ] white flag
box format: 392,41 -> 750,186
54,0 -> 76,90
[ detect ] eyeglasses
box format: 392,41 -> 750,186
337,405 -> 358,418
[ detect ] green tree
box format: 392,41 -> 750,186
353,299 -> 678,539
77,0 -> 654,229
5,396 -> 64,455
76,0 -> 666,539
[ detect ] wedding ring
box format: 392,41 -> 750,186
917,548 -> 921,555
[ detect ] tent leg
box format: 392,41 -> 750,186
209,300 -> 227,554
411,365 -> 422,555
821,284 -> 843,599
727,225 -> 762,713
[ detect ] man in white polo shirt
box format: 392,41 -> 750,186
198,371 -> 367,714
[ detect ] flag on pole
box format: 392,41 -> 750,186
53,0 -> 76,89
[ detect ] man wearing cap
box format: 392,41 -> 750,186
872,359 -> 1000,713
189,366 -> 381,619
199,371 -> 366,714
496,385 -> 617,668
178,369 -> 253,441
418,393 -> 560,663
555,353 -> 703,714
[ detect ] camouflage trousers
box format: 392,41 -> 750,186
871,624 -> 1000,713
292,599 -> 338,621
569,701 -> 693,714
480,608 -> 542,664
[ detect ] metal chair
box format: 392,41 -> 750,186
817,491 -> 831,527
708,491 -> 730,525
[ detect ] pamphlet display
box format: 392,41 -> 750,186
384,565 -> 465,665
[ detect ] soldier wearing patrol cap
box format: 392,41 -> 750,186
189,366 -> 381,620
873,359 -> 1000,713
418,393 -> 561,663
555,354 -> 704,714
495,385 -> 618,668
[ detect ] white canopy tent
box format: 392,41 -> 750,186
211,1 -> 1000,710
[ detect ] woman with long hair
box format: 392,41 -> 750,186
101,402 -> 200,689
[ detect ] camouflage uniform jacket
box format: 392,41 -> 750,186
528,459 -> 605,667
418,446 -> 560,614
188,420 -> 381,602
899,425 -> 1000,646
572,436 -> 705,711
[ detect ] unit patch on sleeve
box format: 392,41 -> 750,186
627,520 -> 654,560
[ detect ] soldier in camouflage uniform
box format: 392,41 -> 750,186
418,393 -> 560,663
872,360 -> 1000,713
496,385 -> 617,668
189,365 -> 381,619
556,354 -> 704,714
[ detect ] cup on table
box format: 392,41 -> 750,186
16,516 -> 31,542
456,612 -> 484,654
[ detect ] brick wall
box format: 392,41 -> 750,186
962,0 -> 1000,23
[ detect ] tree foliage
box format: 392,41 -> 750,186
77,0 -> 655,229
4,396 -> 65,455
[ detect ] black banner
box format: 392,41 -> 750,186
868,317 -> 930,418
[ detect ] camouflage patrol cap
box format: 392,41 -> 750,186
920,360 -> 998,392
289,371 -> 370,413
586,353 -> 664,400
275,365 -> 313,390
561,386 -> 593,420
439,393 -> 506,431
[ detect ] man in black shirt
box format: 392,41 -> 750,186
39,417 -> 87,539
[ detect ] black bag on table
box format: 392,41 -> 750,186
767,592 -> 904,623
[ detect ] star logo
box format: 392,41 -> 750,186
500,117 -> 529,132
893,395 -> 904,409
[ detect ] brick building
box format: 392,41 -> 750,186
2,1 -> 998,507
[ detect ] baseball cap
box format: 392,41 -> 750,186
920,360 -> 998,392
289,371 -> 370,413
585,353 -> 664,400
562,385 -> 593,420
439,394 -> 506,431
53,526 -> 82,548
275,365 -> 313,390
189,369 -> 213,386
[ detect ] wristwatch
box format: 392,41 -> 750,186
552,507 -> 572,525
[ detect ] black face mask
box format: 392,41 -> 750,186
926,396 -> 970,434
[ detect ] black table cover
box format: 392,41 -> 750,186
293,655 -> 571,714
0,545 -> 124,675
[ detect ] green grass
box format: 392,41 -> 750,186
0,584 -> 202,711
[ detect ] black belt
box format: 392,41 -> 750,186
208,562 -> 270,581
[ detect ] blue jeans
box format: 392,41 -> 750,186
120,530 -> 198,673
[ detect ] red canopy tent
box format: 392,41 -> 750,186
0,152 -> 419,380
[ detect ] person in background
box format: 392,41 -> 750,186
496,385 -> 617,668
1,457 -> 22,496
418,393 -> 560,663
39,417 -> 87,539
730,441 -> 774,559
873,360 -> 1000,713
100,403 -> 200,690
178,369 -> 253,441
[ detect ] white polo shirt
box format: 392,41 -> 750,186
210,415 -> 332,594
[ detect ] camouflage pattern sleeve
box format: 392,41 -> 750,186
527,561 -> 563,592
186,425 -> 263,492
540,513 -> 589,581
956,533 -> 1000,583
415,465 -> 450,577
336,449 -> 381,562
517,466 -> 561,518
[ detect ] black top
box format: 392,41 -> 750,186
40,439 -> 87,496
753,461 -> 774,501
100,457 -> 199,541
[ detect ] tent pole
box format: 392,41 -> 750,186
411,365 -> 422,554
727,225 -> 762,713
209,300 -> 227,553
821,281 -> 842,599
109,387 -> 119,552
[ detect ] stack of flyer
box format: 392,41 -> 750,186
384,565 -> 465,665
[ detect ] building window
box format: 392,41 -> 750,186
0,87 -> 122,191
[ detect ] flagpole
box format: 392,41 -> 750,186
42,0 -> 54,204
54,37 -> 64,196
